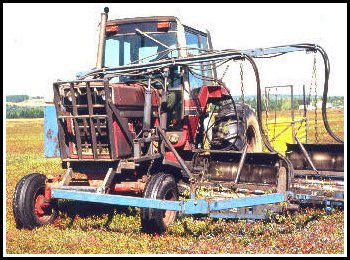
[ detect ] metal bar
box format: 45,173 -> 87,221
103,79 -> 116,159
108,102 -> 134,146
82,118 -> 89,150
58,115 -> 107,119
294,136 -> 318,173
51,189 -> 285,214
84,45 -> 309,77
62,158 -> 118,162
206,29 -> 218,80
66,104 -> 106,108
209,213 -> 266,220
61,168 -> 73,186
291,85 -> 295,144
270,124 -> 292,142
86,82 -> 98,159
266,119 -> 304,125
53,83 -> 67,159
234,144 -> 248,184
69,83 -> 83,159
143,77 -> 152,131
193,148 -> 278,155
265,85 -> 293,89
95,117 -> 103,152
78,125 -> 106,129
135,28 -> 170,50
160,69 -> 168,130
208,193 -> 284,211
133,153 -> 162,162
56,186 -> 98,192
52,189 -> 182,211
97,167 -> 115,194
53,79 -> 104,85
96,8 -> 108,69
156,126 -> 194,180
294,173 -> 344,181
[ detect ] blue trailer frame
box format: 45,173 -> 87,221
51,188 -> 285,216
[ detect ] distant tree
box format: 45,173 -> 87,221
6,95 -> 29,103
6,105 -> 44,118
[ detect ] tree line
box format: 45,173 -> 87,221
6,105 -> 44,118
6,95 -> 30,103
237,96 -> 344,111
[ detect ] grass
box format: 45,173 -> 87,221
5,113 -> 345,254
262,108 -> 344,154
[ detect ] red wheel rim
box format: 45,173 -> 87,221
34,188 -> 54,222
163,189 -> 177,227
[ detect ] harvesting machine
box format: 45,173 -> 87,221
13,7 -> 344,234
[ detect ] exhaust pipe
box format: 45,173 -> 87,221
143,77 -> 152,132
96,7 -> 109,69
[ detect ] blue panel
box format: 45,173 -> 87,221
44,105 -> 60,157
183,200 -> 209,214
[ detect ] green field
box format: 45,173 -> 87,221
262,108 -> 344,153
5,117 -> 344,254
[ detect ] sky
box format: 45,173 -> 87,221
3,3 -> 347,100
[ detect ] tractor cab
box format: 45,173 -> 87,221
103,16 -> 216,86
101,16 -> 220,136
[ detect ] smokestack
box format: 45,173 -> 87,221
96,7 -> 109,69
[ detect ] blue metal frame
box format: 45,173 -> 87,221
44,105 -> 60,158
51,188 -> 284,215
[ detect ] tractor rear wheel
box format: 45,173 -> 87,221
211,102 -> 262,152
244,107 -> 263,152
140,173 -> 178,234
12,173 -> 58,229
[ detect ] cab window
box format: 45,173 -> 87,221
185,30 -> 212,98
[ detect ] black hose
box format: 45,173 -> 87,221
289,44 -> 343,143
244,54 -> 294,189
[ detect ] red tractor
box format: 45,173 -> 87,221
13,7 -> 343,234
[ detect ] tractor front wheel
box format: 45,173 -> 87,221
140,173 -> 178,234
12,173 -> 58,229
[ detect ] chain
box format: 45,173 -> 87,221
311,54 -> 319,143
239,62 -> 247,141
264,88 -> 270,138
273,88 -> 278,144
220,63 -> 230,82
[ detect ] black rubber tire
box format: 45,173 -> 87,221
140,173 -> 178,234
243,106 -> 263,152
211,103 -> 262,152
12,173 -> 58,229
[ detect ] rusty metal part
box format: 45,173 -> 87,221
156,126 -> 194,180
234,144 -> 248,184
277,167 -> 287,193
295,136 -> 318,173
114,182 -> 146,193
285,203 -> 300,212
208,161 -> 278,184
286,143 -> 344,172
44,185 -> 52,202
